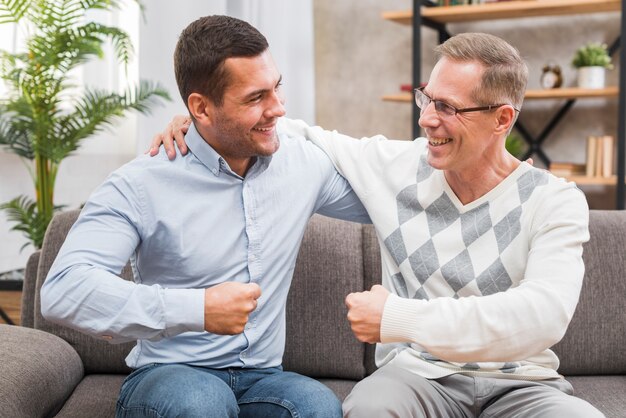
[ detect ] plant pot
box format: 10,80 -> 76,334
577,66 -> 606,89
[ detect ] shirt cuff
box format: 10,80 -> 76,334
380,293 -> 422,343
162,288 -> 205,334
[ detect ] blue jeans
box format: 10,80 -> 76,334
116,363 -> 342,418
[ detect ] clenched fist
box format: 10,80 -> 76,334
345,284 -> 389,343
204,282 -> 261,335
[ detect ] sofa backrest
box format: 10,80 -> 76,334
25,209 -> 625,378
283,215 -> 367,380
553,210 -> 626,375
33,210 -> 134,374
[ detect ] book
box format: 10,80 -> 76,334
549,162 -> 586,177
601,135 -> 615,178
584,135 -> 615,178
595,136 -> 603,177
586,136 -> 597,177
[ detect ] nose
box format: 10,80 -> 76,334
266,90 -> 286,118
418,101 -> 441,130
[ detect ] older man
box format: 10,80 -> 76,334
284,33 -> 601,418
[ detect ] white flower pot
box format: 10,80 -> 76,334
577,66 -> 606,89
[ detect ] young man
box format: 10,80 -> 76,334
41,15 -> 369,418
157,33 -> 602,417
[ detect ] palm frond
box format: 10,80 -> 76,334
121,80 -> 171,113
0,0 -> 32,24
0,99 -> 36,159
46,82 -> 169,162
75,22 -> 133,66
80,0 -> 124,12
0,195 -> 50,249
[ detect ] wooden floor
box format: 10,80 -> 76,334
0,291 -> 22,325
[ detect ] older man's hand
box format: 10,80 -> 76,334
345,284 -> 390,344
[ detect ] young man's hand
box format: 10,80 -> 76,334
148,115 -> 192,160
345,285 -> 389,344
204,282 -> 261,335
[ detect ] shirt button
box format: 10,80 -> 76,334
211,168 -> 217,174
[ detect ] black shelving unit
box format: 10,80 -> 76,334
410,0 -> 625,209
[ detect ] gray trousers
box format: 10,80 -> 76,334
343,363 -> 604,418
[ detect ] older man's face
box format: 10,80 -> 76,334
418,57 -> 503,174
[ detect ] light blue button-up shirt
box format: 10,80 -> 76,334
42,120 -> 370,369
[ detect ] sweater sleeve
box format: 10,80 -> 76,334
380,184 -> 590,363
279,118 -> 405,196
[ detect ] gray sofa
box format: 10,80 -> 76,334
0,209 -> 624,417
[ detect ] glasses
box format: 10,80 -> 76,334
414,87 -> 519,117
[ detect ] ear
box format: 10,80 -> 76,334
187,93 -> 213,125
494,105 -> 517,136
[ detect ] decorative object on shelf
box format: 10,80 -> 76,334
571,42 -> 613,89
0,0 -> 170,250
540,63 -> 563,89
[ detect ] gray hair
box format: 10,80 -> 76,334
434,32 -> 528,111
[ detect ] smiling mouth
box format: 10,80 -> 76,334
253,125 -> 274,133
429,137 -> 452,146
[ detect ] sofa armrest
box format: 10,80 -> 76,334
0,324 -> 84,418
21,250 -> 41,328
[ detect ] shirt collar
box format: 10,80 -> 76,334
185,123 -> 223,177
185,122 -> 273,178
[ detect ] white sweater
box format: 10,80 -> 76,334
281,118 -> 590,380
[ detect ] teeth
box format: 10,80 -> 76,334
429,137 -> 452,146
254,127 -> 272,132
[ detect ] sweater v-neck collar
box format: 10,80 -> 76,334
437,162 -> 532,212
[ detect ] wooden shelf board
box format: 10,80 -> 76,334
559,175 -> 619,185
383,0 -> 620,24
383,86 -> 618,103
525,86 -> 619,99
383,94 -> 412,102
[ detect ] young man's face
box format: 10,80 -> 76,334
418,57 -> 503,173
206,50 -> 285,165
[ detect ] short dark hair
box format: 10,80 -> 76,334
174,15 -> 269,107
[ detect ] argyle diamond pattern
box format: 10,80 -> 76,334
383,165 -> 549,302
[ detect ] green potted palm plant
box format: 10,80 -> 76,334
0,0 -> 170,249
571,42 -> 613,89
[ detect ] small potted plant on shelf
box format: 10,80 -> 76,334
571,42 -> 613,89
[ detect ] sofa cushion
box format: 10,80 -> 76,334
54,374 -> 125,418
284,215 -> 366,380
553,210 -> 626,375
0,325 -> 84,418
34,210 -> 134,374
568,375 -> 626,418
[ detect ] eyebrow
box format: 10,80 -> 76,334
424,89 -> 464,108
243,75 -> 283,101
